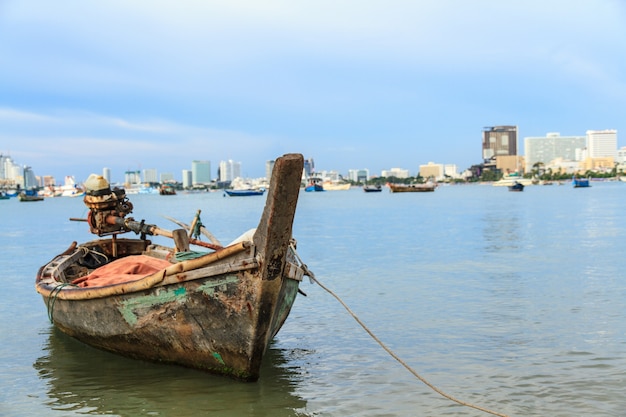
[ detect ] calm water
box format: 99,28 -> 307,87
1,182 -> 625,416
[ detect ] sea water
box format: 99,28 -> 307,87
1,182 -> 625,416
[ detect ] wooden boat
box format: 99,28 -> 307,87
363,184 -> 382,192
388,183 -> 436,193
572,176 -> 590,188
36,153 -> 309,381
18,191 -> 44,201
224,188 -> 265,197
159,184 -> 176,195
322,181 -> 351,191
508,181 -> 524,192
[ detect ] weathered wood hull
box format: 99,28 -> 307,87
36,153 -> 306,381
388,183 -> 436,193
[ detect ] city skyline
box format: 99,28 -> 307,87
1,1 -> 625,181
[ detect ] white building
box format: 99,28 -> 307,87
382,167 -> 410,178
182,169 -> 192,188
586,129 -> 617,159
219,160 -> 241,182
348,169 -> 369,182
523,132 -> 586,173
102,167 -> 111,184
143,168 -> 158,183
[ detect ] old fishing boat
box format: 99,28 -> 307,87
36,153 -> 309,381
388,182 -> 437,193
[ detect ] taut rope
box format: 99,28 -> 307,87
290,244 -> 510,417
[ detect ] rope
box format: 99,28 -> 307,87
289,245 -> 510,417
46,283 -> 77,323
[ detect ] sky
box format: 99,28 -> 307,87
1,0 -> 625,182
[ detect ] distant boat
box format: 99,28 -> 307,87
493,173 -> 533,187
224,188 -> 265,197
388,183 -> 436,193
322,181 -> 351,191
508,181 -> 524,192
304,178 -> 324,192
18,191 -> 44,202
572,176 -> 590,188
363,184 -> 382,192
0,191 -> 10,200
159,184 -> 177,195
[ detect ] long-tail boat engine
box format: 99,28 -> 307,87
83,174 -> 136,236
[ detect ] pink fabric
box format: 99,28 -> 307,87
72,255 -> 172,287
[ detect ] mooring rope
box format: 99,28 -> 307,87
46,283 -> 77,323
289,245 -> 510,417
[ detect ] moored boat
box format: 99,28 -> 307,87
363,184 -> 382,192
18,190 -> 44,201
388,183 -> 436,193
159,184 -> 177,195
35,153 -> 310,381
508,181 -> 524,192
224,188 -> 265,197
572,176 -> 590,188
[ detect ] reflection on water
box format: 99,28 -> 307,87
34,328 -> 308,417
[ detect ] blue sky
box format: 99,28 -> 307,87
1,1 -> 625,182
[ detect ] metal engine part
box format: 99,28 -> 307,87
83,174 -> 134,236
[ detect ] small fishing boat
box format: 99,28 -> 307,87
36,153 -> 310,381
508,181 -> 524,192
572,176 -> 590,188
0,191 -> 10,200
304,178 -> 324,192
388,183 -> 436,193
159,184 -> 177,195
363,184 -> 382,192
224,188 -> 265,197
18,190 -> 44,201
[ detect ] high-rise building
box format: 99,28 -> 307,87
265,160 -> 275,181
160,172 -> 174,183
304,158 -> 315,176
587,129 -> 617,159
218,160 -> 241,182
182,169 -> 192,188
192,160 -> 211,185
102,167 -> 111,184
524,132 -> 586,173
348,169 -> 369,182
143,168 -> 158,183
482,126 -> 518,162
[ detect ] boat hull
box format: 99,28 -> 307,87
388,183 -> 436,193
39,252 -> 301,381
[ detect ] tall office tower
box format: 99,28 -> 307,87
23,166 -> 37,189
265,160 -> 275,181
143,168 -> 158,183
304,158 -> 315,176
482,126 -> 518,162
191,160 -> 211,185
587,129 -> 617,158
219,160 -> 242,182
102,167 -> 111,184
524,132 -> 586,173
182,169 -> 192,188
348,169 -> 369,182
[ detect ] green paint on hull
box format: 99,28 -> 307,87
118,276 -> 240,326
